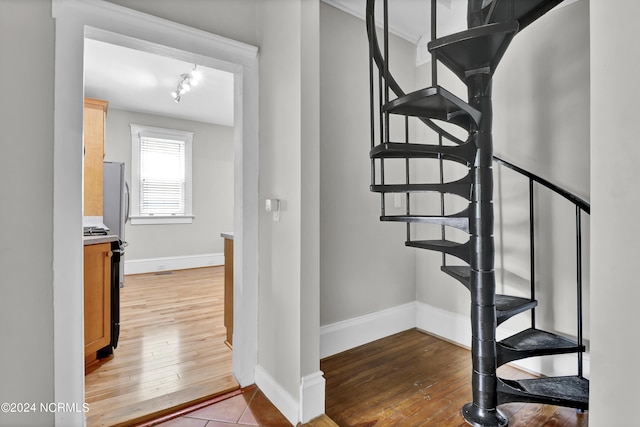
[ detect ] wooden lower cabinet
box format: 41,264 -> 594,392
84,243 -> 112,368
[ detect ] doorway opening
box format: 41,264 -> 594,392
52,2 -> 259,426
82,33 -> 239,425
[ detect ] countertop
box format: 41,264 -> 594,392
83,234 -> 119,246
220,232 -> 234,240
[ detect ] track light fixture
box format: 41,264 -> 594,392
171,65 -> 202,103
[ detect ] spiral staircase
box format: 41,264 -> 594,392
365,1 -> 589,425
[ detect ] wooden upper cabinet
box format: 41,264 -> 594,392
84,98 -> 108,216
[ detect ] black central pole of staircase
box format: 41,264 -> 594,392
462,2 -> 506,426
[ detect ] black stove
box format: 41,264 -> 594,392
83,226 -> 109,236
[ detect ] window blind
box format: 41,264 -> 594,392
139,136 -> 186,216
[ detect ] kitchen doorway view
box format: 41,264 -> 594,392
82,35 -> 238,426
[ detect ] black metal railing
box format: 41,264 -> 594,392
494,155 -> 590,379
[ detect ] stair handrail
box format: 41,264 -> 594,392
494,155 -> 589,379
493,156 -> 590,213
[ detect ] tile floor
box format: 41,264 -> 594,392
155,386 -> 293,427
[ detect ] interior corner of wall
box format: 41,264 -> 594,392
416,40 -> 431,67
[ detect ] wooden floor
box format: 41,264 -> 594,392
84,266 -> 239,427
322,329 -> 589,427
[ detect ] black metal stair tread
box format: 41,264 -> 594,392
382,85 -> 480,130
495,295 -> 537,324
440,265 -> 536,322
428,21 -> 518,81
485,0 -> 565,31
381,210 -> 469,232
498,376 -> 589,410
406,240 -> 470,263
499,328 -> 581,352
370,173 -> 472,199
370,142 -> 476,165
441,265 -> 471,281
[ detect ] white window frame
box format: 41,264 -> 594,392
129,124 -> 194,225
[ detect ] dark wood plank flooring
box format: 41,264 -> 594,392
321,329 -> 589,427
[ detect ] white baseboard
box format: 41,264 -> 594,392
255,365 -> 299,426
124,252 -> 224,275
253,366 -> 325,426
415,301 -> 472,348
319,301 -> 589,379
319,302 -> 417,359
299,371 -> 326,424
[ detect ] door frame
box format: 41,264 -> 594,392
51,1 -> 259,425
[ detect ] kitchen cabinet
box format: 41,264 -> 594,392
84,98 -> 108,217
84,242 -> 112,368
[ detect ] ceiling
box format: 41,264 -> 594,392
83,0 -> 577,126
82,0 -> 455,127
325,0 -> 467,44
327,0 -> 579,44
84,38 -> 234,127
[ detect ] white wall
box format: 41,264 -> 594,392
103,109 -> 234,262
319,2 -> 418,327
0,1 -> 56,426
590,1 -> 640,425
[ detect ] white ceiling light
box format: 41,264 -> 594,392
171,66 -> 202,103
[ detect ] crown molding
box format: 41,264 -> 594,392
321,0 -> 422,44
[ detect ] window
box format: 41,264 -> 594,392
130,124 -> 194,224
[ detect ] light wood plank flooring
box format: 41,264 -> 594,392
322,329 -> 589,427
85,266 -> 239,427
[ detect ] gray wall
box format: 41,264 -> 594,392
106,0 -> 259,48
0,1 -> 55,426
319,2 -> 417,326
256,0 -> 321,414
103,109 -> 234,261
590,1 -> 640,424
493,0 -> 591,340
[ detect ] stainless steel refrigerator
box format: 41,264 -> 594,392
103,161 -> 129,287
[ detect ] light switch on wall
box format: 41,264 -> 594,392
265,199 -> 280,222
393,193 -> 402,208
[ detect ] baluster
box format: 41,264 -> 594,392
430,0 -> 447,264
576,206 -> 584,378
381,0 -> 389,216
576,205 -> 585,415
405,116 -> 410,241
379,73 -> 385,216
529,178 -> 536,328
431,0 -> 437,85
369,25 -> 376,190
383,0 -> 389,143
